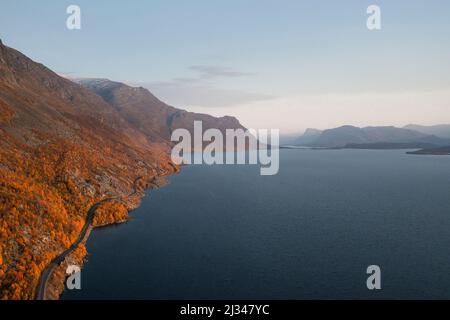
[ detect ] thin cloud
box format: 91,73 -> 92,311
136,65 -> 273,108
189,65 -> 256,79
142,80 -> 275,108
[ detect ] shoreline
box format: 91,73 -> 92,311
35,170 -> 176,300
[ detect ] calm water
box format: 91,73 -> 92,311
62,149 -> 450,299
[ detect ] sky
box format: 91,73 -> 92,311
1,0 -> 450,134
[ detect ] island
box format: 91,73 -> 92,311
407,146 -> 450,155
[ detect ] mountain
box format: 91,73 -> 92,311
314,126 -> 433,148
293,128 -> 322,146
0,40 -> 172,299
293,125 -> 450,148
404,124 -> 450,139
75,78 -> 245,147
0,41 -> 244,299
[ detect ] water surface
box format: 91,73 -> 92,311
62,149 -> 450,299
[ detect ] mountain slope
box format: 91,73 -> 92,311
76,78 -> 246,146
0,41 -> 183,299
0,41 -> 244,299
293,128 -> 322,146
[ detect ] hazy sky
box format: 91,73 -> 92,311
1,0 -> 450,134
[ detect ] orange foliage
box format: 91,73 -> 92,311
0,129 -> 175,299
0,98 -> 15,123
92,201 -> 129,227
44,243 -> 88,300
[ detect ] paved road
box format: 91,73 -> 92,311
35,177 -> 141,300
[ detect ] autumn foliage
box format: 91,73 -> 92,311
44,244 -> 87,300
0,127 -> 174,299
92,201 -> 129,227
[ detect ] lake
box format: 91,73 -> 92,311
62,149 -> 450,299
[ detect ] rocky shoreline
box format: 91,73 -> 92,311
38,170 -> 177,300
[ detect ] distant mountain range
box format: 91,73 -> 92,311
292,125 -> 450,149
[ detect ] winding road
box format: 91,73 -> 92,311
35,177 -> 142,300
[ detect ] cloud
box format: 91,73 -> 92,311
142,80 -> 275,108
188,65 -> 256,79
136,65 -> 274,108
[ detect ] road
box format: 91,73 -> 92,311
35,177 -> 141,300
